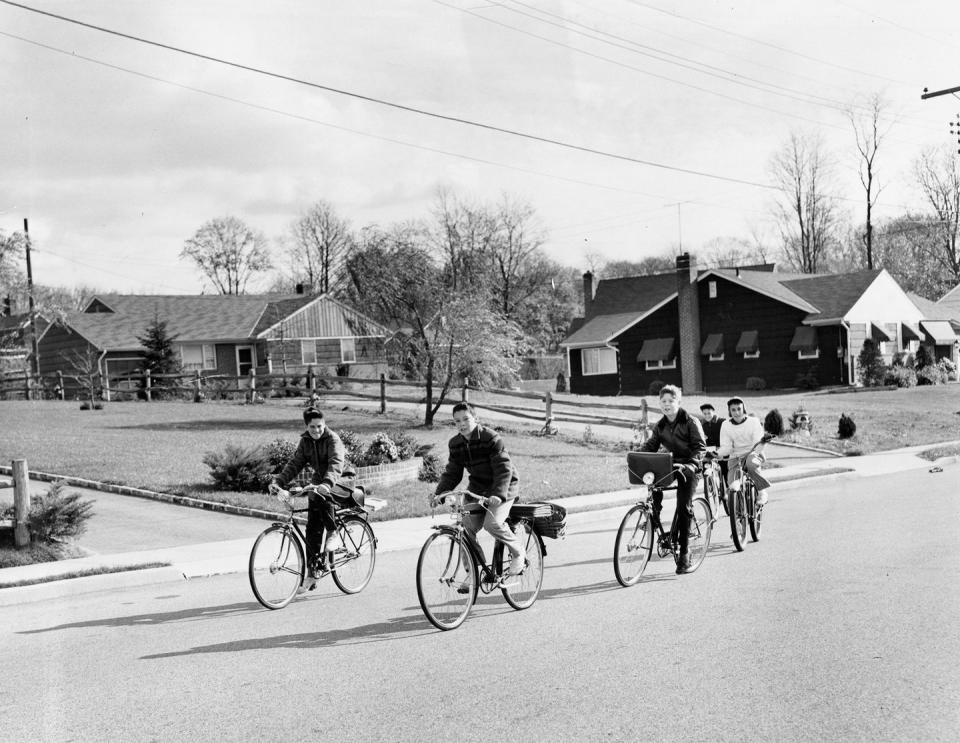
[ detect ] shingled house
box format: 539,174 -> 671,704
37,292 -> 389,390
561,254 -> 958,395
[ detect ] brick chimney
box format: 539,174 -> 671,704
675,253 -> 702,393
582,271 -> 595,317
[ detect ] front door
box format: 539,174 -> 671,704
236,346 -> 254,381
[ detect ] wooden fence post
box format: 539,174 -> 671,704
248,368 -> 257,402
12,459 -> 30,548
638,399 -> 649,442
462,376 -> 469,402
144,369 -> 152,402
56,370 -> 65,400
194,370 -> 203,402
380,373 -> 386,414
25,371 -> 32,401
306,365 -> 315,391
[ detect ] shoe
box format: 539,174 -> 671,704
675,553 -> 693,575
297,577 -> 317,594
456,581 -> 472,595
506,554 -> 526,576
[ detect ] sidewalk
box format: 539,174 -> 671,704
1,443 -> 952,607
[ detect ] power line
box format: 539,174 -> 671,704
0,0 -> 778,190
0,29 -> 705,202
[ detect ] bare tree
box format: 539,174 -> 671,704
65,347 -> 103,404
488,194 -> 547,318
914,145 -> 960,290
846,93 -> 894,269
181,216 -> 272,295
287,200 -> 353,294
770,131 -> 842,273
430,187 -> 497,293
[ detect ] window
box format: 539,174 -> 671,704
645,358 -> 677,370
180,343 -> 216,371
736,330 -> 759,359
743,349 -> 760,359
582,346 -> 617,375
340,337 -> 357,364
708,281 -> 717,298
797,348 -> 820,360
709,352 -> 725,362
301,340 -> 317,365
700,333 -> 723,362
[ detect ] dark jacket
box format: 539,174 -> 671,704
700,415 -> 725,448
435,425 -> 519,500
275,429 -> 346,489
641,407 -> 706,468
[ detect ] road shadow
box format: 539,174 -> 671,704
140,612 -> 441,658
111,420 -> 289,432
17,600 -> 265,634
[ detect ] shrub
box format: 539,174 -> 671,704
938,357 -> 957,381
794,370 -> 819,390
857,339 -> 887,387
337,430 -> 366,466
838,413 -> 857,439
358,432 -> 399,466
264,438 -> 297,474
764,409 -> 784,436
418,452 -> 444,483
883,366 -> 917,388
746,376 -> 766,391
917,364 -> 947,386
387,428 -> 420,460
915,345 -> 931,369
202,444 -> 272,491
647,379 -> 665,396
891,351 -> 914,369
22,481 -> 94,543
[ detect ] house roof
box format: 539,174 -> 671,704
909,292 -> 956,322
58,293 -> 384,351
706,269 -> 818,313
563,312 -> 645,347
780,269 -> 883,323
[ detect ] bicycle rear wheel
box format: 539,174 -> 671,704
686,497 -> 712,572
495,521 -> 544,610
249,525 -> 304,610
613,505 -> 653,587
416,531 -> 478,631
331,516 -> 377,594
729,488 -> 747,552
746,479 -> 763,542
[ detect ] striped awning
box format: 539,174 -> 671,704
789,326 -> 819,352
700,333 -> 724,356
901,322 -> 921,342
735,330 -> 759,354
636,337 -> 675,362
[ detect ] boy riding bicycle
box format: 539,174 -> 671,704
716,397 -> 771,505
269,407 -> 347,591
431,402 -> 525,578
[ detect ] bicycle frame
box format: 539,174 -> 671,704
273,494 -> 374,572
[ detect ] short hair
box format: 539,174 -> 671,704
452,401 -> 476,416
659,384 -> 682,400
699,403 -> 715,411
302,407 -> 325,424
726,397 -> 746,411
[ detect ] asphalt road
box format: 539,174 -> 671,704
4,464 -> 959,742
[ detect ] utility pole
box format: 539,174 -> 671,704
921,85 -> 960,100
23,218 -> 40,395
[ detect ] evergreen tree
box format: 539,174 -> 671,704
136,314 -> 181,398
856,338 -> 886,387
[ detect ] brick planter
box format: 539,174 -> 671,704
355,457 -> 423,488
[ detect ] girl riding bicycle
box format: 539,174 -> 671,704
431,402 -> 525,577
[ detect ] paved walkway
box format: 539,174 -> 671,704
1,441 -> 954,607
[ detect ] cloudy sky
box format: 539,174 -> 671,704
1,0 -> 958,294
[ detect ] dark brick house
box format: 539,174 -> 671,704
37,292 -> 389,392
561,254 -> 955,395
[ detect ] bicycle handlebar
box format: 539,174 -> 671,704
706,434 -> 775,463
432,489 -> 491,511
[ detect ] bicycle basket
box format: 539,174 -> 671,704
510,501 -> 567,539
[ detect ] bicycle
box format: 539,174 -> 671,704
416,490 -> 545,631
248,482 -> 383,609
701,449 -> 728,523
720,434 -> 774,552
614,453 -> 713,587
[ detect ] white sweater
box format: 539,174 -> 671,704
717,415 -> 764,458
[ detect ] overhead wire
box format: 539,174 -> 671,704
0,0 -> 780,191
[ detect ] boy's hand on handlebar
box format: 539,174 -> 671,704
486,495 -> 502,508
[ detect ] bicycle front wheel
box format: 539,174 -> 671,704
613,505 -> 653,587
746,480 -> 763,542
495,521 -> 544,610
249,525 -> 304,610
331,516 -> 377,594
416,531 -> 478,631
686,497 -> 712,572
729,488 -> 747,552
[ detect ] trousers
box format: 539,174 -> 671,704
652,471 -> 700,555
461,497 -> 523,563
